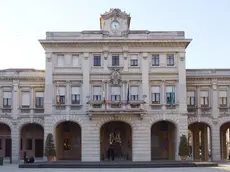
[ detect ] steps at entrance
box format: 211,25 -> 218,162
19,161 -> 218,168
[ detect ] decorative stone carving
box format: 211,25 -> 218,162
103,51 -> 109,60
180,56 -> 185,61
142,53 -> 148,60
110,69 -> 121,85
83,53 -> 89,60
123,52 -> 128,60
46,52 -> 52,62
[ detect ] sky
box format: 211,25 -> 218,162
0,0 -> 229,70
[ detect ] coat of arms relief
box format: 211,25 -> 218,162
110,69 -> 121,85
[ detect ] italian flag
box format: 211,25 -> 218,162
102,86 -> 107,104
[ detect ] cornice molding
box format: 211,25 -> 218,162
0,76 -> 45,81
40,41 -> 190,48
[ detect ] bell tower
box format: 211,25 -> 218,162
100,8 -> 131,35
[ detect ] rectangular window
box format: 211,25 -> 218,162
57,54 -> 64,66
21,92 -> 30,108
35,92 -> 44,108
152,55 -> 159,66
219,90 -> 227,106
187,91 -> 195,105
0,139 -> 2,149
72,55 -> 79,66
200,90 -> 209,106
56,87 -> 65,104
112,55 -> 119,66
166,86 -> 175,104
71,87 -> 80,104
151,86 -> 160,104
167,54 -> 174,66
93,55 -> 101,66
3,92 -> 11,107
130,86 -> 139,100
111,86 -> 121,101
130,55 -> 138,66
93,86 -> 101,100
26,139 -> 32,150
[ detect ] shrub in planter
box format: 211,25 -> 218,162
178,134 -> 189,160
44,133 -> 56,162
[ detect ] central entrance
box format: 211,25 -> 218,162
100,121 -> 132,161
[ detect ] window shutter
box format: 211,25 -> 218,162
57,87 -> 65,96
151,86 -> 160,93
72,55 -> 79,66
130,86 -> 138,95
22,92 -> 30,106
3,92 -> 12,98
35,92 -> 44,97
93,86 -> 101,95
200,91 -> 208,97
57,55 -> 64,66
166,86 -> 174,93
130,55 -> 138,60
187,91 -> 195,97
71,87 -> 80,94
219,90 -> 227,97
111,87 -> 121,95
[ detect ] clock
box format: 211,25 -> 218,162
111,21 -> 120,30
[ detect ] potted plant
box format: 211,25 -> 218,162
44,133 -> 56,162
178,134 -> 189,160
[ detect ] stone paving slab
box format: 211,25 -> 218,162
1,164 -> 230,172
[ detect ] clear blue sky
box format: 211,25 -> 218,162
0,0 -> 229,70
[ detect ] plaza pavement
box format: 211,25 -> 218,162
1,164 -> 230,172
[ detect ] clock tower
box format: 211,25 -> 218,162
100,8 -> 131,35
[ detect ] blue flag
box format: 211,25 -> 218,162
126,84 -> 130,104
170,87 -> 175,105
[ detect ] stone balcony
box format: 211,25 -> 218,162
87,100 -> 146,120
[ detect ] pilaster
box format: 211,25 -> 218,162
82,53 -> 90,111
66,81 -> 70,111
211,123 -> 221,161
44,52 -> 53,115
141,53 -> 149,106
12,80 -> 19,119
81,124 -> 100,162
211,80 -> 219,118
161,80 -> 166,110
177,52 -> 187,113
11,121 -> 19,163
132,124 -> 151,161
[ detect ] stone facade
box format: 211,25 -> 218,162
0,9 -> 230,163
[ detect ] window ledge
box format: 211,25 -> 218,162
128,66 -> 140,69
91,66 -> 103,69
70,104 -> 82,107
150,104 -> 162,106
107,66 -> 124,69
54,66 -> 81,69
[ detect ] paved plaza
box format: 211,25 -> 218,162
1,164 -> 230,172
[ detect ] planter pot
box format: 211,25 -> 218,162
47,156 -> 56,162
180,156 -> 187,160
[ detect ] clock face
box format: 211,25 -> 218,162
111,21 -> 120,30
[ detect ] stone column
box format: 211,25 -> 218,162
201,127 -> 209,161
211,80 -> 219,118
11,122 -> 19,163
132,123 -> 151,161
44,52 -> 53,115
211,123 -> 221,161
177,53 -> 187,113
82,53 -> 90,111
141,53 -> 149,108
12,80 -> 19,119
30,87 -> 34,114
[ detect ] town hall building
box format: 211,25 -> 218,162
0,8 -> 230,163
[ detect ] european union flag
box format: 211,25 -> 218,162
170,87 -> 175,105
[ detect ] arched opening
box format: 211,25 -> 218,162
220,122 -> 230,160
55,121 -> 81,160
100,121 -> 132,161
20,123 -> 44,159
188,122 -> 211,161
0,123 -> 11,158
151,121 -> 177,160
